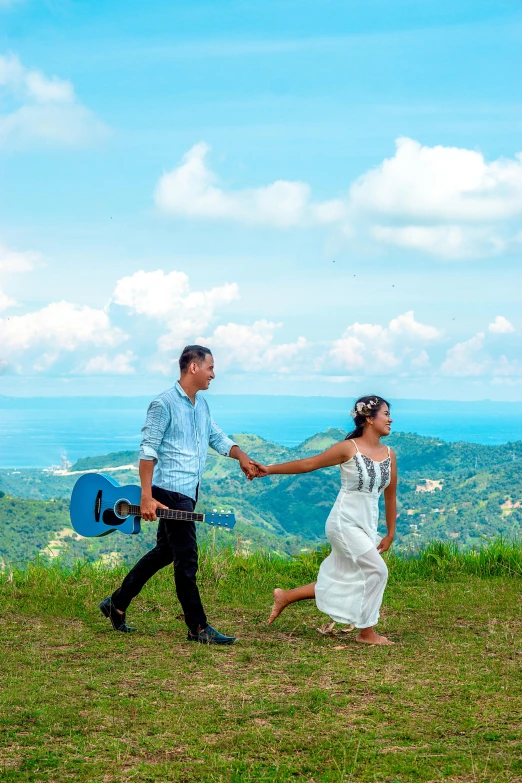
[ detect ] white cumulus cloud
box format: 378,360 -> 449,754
200,320 -> 308,373
388,310 -> 441,341
0,285 -> 15,312
370,224 -> 506,259
348,137 -> 522,259
488,315 -> 515,334
329,311 -> 442,374
154,142 -> 344,228
77,350 -> 137,376
0,301 -> 127,372
441,333 -> 486,377
350,137 -> 522,223
112,268 -> 239,352
0,52 -> 107,147
441,330 -> 522,378
154,138 -> 522,259
0,242 -> 42,272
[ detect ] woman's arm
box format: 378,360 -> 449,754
377,449 -> 398,553
255,440 -> 356,477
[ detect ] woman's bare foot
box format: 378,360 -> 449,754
268,588 -> 288,624
356,629 -> 394,645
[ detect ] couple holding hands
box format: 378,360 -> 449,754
99,345 -> 397,647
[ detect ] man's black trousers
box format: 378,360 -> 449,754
111,486 -> 207,633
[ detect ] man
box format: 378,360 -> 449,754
99,345 -> 256,645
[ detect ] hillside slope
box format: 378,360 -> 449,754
1,429 -> 521,566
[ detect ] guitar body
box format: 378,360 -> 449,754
70,473 -> 143,538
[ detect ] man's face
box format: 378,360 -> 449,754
193,354 -> 215,390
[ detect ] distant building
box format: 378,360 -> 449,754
416,479 -> 444,493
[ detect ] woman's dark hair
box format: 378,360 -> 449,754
345,395 -> 391,440
179,345 -> 212,373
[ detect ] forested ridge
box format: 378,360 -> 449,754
1,430 -> 521,567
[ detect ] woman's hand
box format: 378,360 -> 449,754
249,460 -> 270,478
377,534 -> 394,554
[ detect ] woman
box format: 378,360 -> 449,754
253,395 -> 397,646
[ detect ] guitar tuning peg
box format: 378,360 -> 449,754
213,508 -> 217,512
220,509 -> 224,513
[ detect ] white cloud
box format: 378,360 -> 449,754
370,224 -> 505,259
441,333 -> 486,377
348,137 -> 522,259
112,268 -> 239,351
0,243 -> 42,272
329,332 -> 367,370
489,315 -> 515,334
200,320 -> 308,373
154,138 -> 522,259
388,310 -> 441,341
0,286 -> 15,312
0,301 -> 127,372
329,311 -> 441,374
78,351 -> 137,376
350,137 -> 522,222
154,142 -> 344,227
3,265 -> 520,388
440,324 -> 522,383
491,355 -> 522,377
0,52 -> 107,147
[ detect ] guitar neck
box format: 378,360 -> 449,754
127,504 -> 205,523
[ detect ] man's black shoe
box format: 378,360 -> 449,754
99,597 -> 137,633
187,624 -> 236,645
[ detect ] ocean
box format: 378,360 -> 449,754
0,395 -> 518,469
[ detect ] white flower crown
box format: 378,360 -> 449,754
350,398 -> 379,419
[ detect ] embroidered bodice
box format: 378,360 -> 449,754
340,440 -> 391,495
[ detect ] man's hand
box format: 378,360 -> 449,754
249,460 -> 270,478
239,454 -> 258,480
230,445 -> 260,480
140,496 -> 169,521
377,534 -> 394,554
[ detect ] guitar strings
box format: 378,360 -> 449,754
96,501 -> 230,517
95,501 -> 205,519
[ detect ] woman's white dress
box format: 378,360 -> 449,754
314,440 -> 391,629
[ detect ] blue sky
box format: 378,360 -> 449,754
0,0 -> 521,399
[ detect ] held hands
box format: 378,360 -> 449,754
238,454 -> 270,480
377,534 -> 394,554
244,459 -> 269,480
250,460 -> 269,478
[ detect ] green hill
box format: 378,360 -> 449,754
1,429 -> 521,567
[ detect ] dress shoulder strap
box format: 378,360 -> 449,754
350,439 -> 360,452
387,445 -> 391,458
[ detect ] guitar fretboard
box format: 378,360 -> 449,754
126,504 -> 204,522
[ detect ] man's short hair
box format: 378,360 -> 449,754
179,345 -> 212,373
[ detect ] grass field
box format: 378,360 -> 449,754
1,542 -> 521,782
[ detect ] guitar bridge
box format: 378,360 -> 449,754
94,490 -> 102,522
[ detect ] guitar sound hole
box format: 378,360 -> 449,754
116,501 -> 130,517
102,509 -> 124,526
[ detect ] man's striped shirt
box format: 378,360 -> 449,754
139,382 -> 236,501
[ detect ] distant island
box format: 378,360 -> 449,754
1,429 -> 521,568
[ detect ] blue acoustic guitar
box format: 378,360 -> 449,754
70,473 -> 236,538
